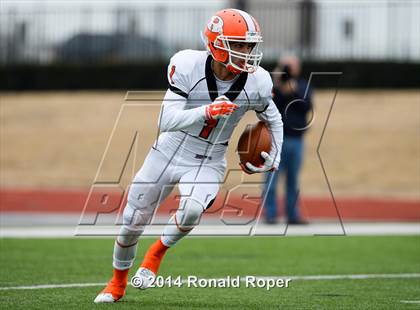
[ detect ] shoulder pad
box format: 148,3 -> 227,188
167,50 -> 207,95
254,66 -> 273,99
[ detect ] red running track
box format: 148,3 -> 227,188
0,188 -> 419,222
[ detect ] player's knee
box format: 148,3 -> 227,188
117,225 -> 142,246
122,203 -> 151,233
177,198 -> 205,228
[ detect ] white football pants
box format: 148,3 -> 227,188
113,147 -> 225,270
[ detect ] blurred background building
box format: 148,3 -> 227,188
1,0 -> 419,65
1,0 -> 419,90
0,0 -> 419,90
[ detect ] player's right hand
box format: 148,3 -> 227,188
205,95 -> 238,120
239,162 -> 255,174
244,151 -> 276,173
239,152 -> 276,175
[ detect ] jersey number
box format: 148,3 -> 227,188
199,119 -> 219,139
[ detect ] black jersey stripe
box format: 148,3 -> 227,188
205,55 -> 248,102
168,85 -> 188,99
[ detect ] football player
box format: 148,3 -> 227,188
94,8 -> 283,303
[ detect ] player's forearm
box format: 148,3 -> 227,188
159,90 -> 206,132
159,105 -> 206,133
257,101 -> 284,168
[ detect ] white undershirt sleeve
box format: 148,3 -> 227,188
158,89 -> 207,132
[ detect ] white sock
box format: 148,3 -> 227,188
113,226 -> 142,270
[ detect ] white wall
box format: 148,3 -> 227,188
314,0 -> 420,61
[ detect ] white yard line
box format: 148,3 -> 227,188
254,273 -> 420,280
0,283 -> 106,290
1,273 -> 419,291
1,222 -> 419,237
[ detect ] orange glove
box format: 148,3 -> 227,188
205,95 -> 238,120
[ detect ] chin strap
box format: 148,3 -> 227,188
225,63 -> 242,75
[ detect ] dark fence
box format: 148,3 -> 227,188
2,61 -> 419,90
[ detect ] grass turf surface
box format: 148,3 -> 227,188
0,236 -> 419,309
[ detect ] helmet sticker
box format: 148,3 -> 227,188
207,16 -> 224,33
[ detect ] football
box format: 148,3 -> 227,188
237,121 -> 272,167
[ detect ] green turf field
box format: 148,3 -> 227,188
0,236 -> 419,309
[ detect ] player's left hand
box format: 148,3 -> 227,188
241,151 -> 276,174
205,95 -> 239,120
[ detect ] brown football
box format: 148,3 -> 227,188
237,121 -> 272,167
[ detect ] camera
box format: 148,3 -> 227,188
281,65 -> 292,82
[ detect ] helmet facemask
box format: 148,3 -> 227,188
214,33 -> 263,74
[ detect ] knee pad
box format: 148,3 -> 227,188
122,203 -> 152,234
175,198 -> 205,231
117,225 -> 142,246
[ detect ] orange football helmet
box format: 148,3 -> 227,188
203,8 -> 263,74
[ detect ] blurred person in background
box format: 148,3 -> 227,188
263,55 -> 313,225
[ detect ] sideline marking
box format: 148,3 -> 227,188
1,273 -> 419,291
400,300 -> 420,304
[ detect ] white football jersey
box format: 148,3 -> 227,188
155,49 -> 283,168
